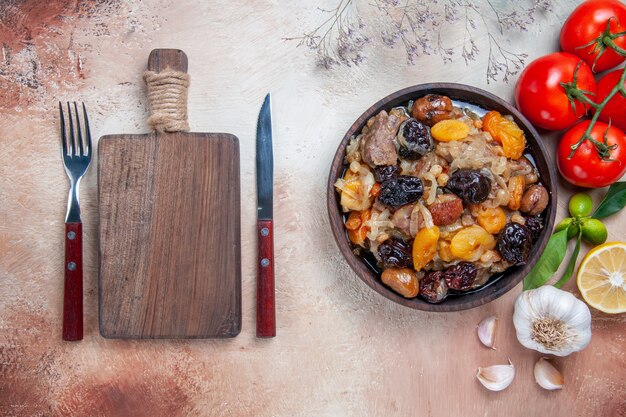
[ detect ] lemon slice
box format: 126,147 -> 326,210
577,242 -> 626,314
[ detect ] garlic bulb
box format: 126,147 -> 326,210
513,286 -> 592,356
534,357 -> 564,390
477,316 -> 497,349
476,359 -> 515,391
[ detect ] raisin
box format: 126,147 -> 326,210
444,262 -> 478,291
496,222 -> 532,265
374,165 -> 399,183
524,216 -> 544,242
446,169 -> 492,205
378,176 -> 424,208
378,237 -> 413,269
397,118 -> 434,160
419,271 -> 448,303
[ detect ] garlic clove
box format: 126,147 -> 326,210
534,357 -> 564,390
477,316 -> 498,349
476,359 -> 515,391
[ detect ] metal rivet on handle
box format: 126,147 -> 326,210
261,227 -> 269,237
261,258 -> 270,267
67,262 -> 76,271
67,231 -> 76,240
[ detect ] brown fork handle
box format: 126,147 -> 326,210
256,219 -> 275,338
63,222 -> 83,341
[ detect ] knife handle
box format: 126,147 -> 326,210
63,222 -> 83,341
257,219 -> 276,338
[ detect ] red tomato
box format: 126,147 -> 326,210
514,53 -> 596,131
595,69 -> 626,132
557,120 -> 626,187
560,0 -> 626,72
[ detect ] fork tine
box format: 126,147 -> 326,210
82,103 -> 92,157
66,102 -> 75,156
59,102 -> 67,156
73,102 -> 84,156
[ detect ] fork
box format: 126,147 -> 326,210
60,102 -> 92,341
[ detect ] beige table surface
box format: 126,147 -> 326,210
0,1 -> 624,416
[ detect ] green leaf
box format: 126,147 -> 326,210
554,233 -> 582,289
523,229 -> 569,290
592,182 -> 626,219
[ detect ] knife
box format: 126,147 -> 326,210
256,93 -> 276,338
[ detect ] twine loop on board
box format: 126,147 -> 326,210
143,70 -> 190,133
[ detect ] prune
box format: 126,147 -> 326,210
378,176 -> 424,208
419,271 -> 448,303
397,118 -> 434,160
446,169 -> 492,204
374,165 -> 399,183
378,237 -> 413,269
524,216 -> 544,241
444,262 -> 478,291
496,222 -> 532,265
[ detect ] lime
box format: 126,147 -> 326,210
568,193 -> 593,217
555,217 -> 580,240
581,218 -> 608,245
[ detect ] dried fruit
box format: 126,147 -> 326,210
374,165 -> 399,182
346,210 -> 371,246
381,268 -> 419,298
411,94 -> 453,126
428,194 -> 463,226
483,110 -> 526,160
450,225 -> 496,262
507,176 -> 526,211
446,169 -> 492,204
378,237 -> 413,269
524,216 -> 544,241
431,119 -> 471,142
444,262 -> 478,291
520,184 -> 549,216
412,226 -> 440,271
419,271 -> 448,303
474,205 -> 507,234
378,176 -> 424,208
497,223 -> 532,265
397,118 -> 434,160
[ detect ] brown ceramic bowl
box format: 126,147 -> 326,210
327,83 -> 557,312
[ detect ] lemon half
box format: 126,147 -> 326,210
577,242 -> 626,314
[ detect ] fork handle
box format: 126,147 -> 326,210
63,222 -> 83,341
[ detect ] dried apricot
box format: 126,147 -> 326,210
507,176 -> 526,211
381,268 -> 419,298
412,226 -> 440,271
345,211 -> 362,230
482,111 -> 526,160
474,206 -> 507,234
347,210 -> 371,246
431,119 -> 470,142
450,225 -> 496,262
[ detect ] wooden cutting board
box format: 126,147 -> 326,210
98,49 -> 241,338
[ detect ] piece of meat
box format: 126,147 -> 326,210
360,110 -> 402,167
428,194 -> 464,226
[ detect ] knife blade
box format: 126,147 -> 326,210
256,93 -> 276,338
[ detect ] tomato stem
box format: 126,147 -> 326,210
568,65 -> 626,160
